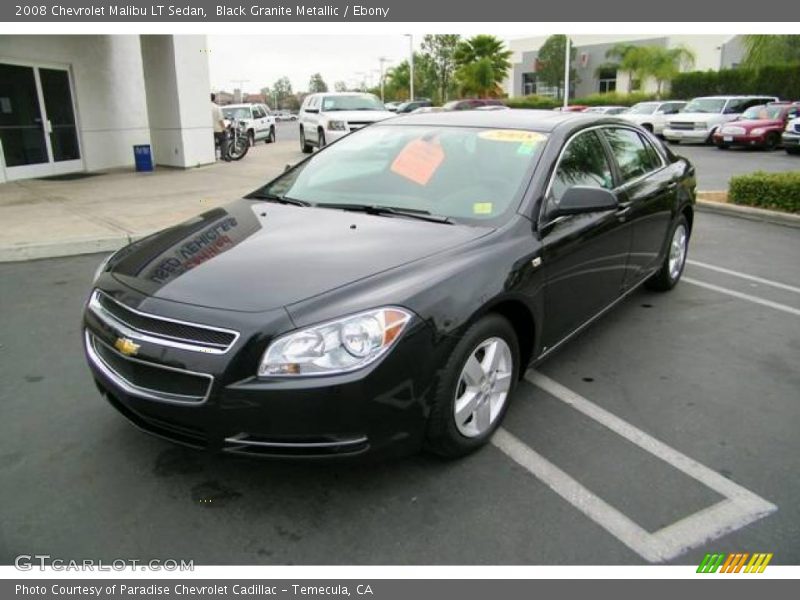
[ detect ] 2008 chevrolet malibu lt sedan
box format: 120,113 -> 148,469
83,110 -> 695,459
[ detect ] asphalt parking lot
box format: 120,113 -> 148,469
1,207 -> 798,565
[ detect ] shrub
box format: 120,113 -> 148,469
728,171 -> 800,213
505,91 -> 658,110
671,64 -> 800,100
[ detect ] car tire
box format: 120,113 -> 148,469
645,215 -> 690,292
764,132 -> 779,151
266,127 -> 275,144
786,147 -> 800,155
425,314 -> 520,458
715,141 -> 730,150
248,131 -> 255,147
642,123 -> 654,133
318,129 -> 326,148
300,128 -> 313,154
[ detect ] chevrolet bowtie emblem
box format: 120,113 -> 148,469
114,337 -> 140,356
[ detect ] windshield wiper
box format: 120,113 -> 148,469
316,203 -> 453,224
246,192 -> 310,207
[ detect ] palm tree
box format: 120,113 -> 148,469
605,43 -> 651,93
649,46 -> 695,98
454,35 -> 512,98
743,35 -> 800,68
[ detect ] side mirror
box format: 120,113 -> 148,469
550,186 -> 618,218
284,164 -> 291,172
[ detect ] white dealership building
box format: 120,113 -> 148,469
505,34 -> 746,99
0,35 -> 214,183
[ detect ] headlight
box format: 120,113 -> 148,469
751,128 -> 765,136
694,122 -> 708,130
258,307 -> 412,377
327,120 -> 347,131
92,252 -> 115,283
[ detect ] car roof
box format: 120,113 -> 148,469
383,109 -> 620,132
693,95 -> 776,99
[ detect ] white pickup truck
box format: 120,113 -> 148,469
662,95 -> 777,144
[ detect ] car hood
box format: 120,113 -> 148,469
724,118 -> 782,130
322,110 -> 396,123
109,199 -> 491,312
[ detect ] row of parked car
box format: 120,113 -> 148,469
573,96 -> 800,154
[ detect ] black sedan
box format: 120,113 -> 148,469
83,110 -> 696,459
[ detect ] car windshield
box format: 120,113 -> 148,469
321,94 -> 385,111
626,103 -> 659,115
256,125 -> 548,225
222,106 -> 251,120
683,98 -> 726,114
741,105 -> 783,120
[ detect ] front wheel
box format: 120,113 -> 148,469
266,126 -> 275,144
425,314 -> 519,458
300,128 -> 313,154
227,131 -> 250,161
646,215 -> 689,291
763,132 -> 779,151
787,147 -> 800,155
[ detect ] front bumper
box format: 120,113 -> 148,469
782,132 -> 800,148
712,132 -> 769,147
663,128 -> 711,143
83,285 -> 443,459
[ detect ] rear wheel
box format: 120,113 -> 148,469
646,215 -> 689,292
426,314 -> 519,458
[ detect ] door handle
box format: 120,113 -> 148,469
46,120 -> 53,134
616,204 -> 632,221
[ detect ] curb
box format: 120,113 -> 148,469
0,232 -> 155,264
696,196 -> 800,229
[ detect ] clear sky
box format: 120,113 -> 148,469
208,35 -> 420,95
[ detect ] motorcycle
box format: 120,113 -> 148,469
222,118 -> 250,161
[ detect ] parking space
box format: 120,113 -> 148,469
0,209 -> 797,566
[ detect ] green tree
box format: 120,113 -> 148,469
649,46 -> 695,98
535,35 -> 578,100
605,43 -> 651,93
384,53 -> 437,101
272,76 -> 293,109
334,80 -> 348,92
453,34 -> 512,98
308,73 -> 328,93
743,35 -> 800,68
421,34 -> 460,103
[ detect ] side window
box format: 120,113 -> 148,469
603,128 -> 660,182
725,98 -> 747,114
548,130 -> 614,210
252,106 -> 265,119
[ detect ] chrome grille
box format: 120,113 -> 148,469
86,331 -> 213,404
89,290 -> 238,354
669,121 -> 695,130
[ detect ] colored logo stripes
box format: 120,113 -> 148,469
697,552 -> 773,573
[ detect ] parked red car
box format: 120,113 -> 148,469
713,102 -> 800,150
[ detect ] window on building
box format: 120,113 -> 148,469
522,72 -> 536,96
597,67 -> 617,94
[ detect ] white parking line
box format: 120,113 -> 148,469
686,260 -> 800,295
683,277 -> 800,317
491,371 -> 777,563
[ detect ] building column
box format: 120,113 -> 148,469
140,35 -> 215,168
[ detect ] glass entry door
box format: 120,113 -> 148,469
0,62 -> 83,180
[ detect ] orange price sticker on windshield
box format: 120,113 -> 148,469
390,138 -> 445,186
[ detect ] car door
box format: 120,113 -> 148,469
250,104 -> 265,139
301,96 -> 320,143
600,127 -> 675,287
538,128 -> 633,350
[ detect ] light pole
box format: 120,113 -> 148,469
405,34 -> 414,101
563,37 -> 570,109
378,57 -> 392,103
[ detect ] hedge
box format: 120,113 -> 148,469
671,64 -> 800,100
728,171 -> 800,213
505,91 -> 659,110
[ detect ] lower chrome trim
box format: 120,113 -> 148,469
224,433 -> 369,449
85,330 -> 214,404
